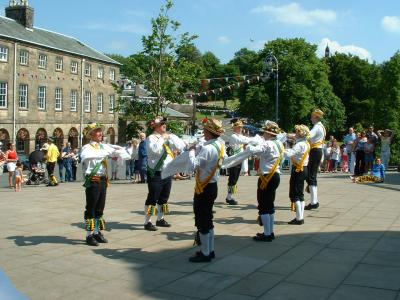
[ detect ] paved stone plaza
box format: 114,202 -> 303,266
0,171 -> 400,300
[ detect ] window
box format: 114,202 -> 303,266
0,82 -> 7,108
38,54 -> 47,69
55,88 -> 62,111
84,91 -> 91,112
55,57 -> 63,71
109,94 -> 115,113
38,86 -> 46,110
19,50 -> 29,65
0,46 -> 8,62
70,90 -> 77,111
97,93 -> 103,112
97,66 -> 104,79
109,68 -> 115,80
84,63 -> 91,76
19,84 -> 28,109
70,61 -> 78,74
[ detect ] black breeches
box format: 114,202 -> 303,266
290,166 -> 308,202
354,150 -> 365,176
193,182 -> 218,234
145,172 -> 172,206
228,164 -> 241,186
307,148 -> 322,186
257,173 -> 280,214
84,179 -> 107,219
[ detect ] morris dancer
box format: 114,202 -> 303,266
305,109 -> 326,210
144,116 -> 186,231
80,122 -> 129,246
285,125 -> 310,225
224,119 -> 252,205
188,119 -> 225,262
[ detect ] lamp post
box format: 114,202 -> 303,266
263,52 -> 279,122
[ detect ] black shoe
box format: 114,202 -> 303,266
189,251 -> 211,263
144,222 -> 157,231
288,218 -> 304,225
196,250 -> 215,259
93,232 -> 108,243
226,199 -> 238,205
304,203 -> 319,210
156,219 -> 171,227
270,232 -> 275,240
86,235 -> 99,246
253,233 -> 273,242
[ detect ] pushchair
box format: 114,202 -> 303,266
26,150 -> 48,185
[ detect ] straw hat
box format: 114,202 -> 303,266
203,118 -> 225,136
86,122 -> 104,138
295,124 -> 310,138
263,121 -> 281,136
231,118 -> 245,128
311,109 -> 324,119
150,116 -> 167,129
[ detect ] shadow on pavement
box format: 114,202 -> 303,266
70,221 -> 143,231
7,235 -> 85,246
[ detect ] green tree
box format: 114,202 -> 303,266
239,38 -> 345,132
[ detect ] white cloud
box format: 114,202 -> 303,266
78,22 -> 148,35
217,36 -> 230,44
317,38 -> 372,62
382,16 -> 400,33
251,2 -> 336,26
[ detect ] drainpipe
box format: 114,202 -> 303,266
79,58 -> 85,148
12,42 -> 17,143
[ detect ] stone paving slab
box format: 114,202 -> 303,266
0,172 -> 400,299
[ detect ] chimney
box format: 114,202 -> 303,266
5,0 -> 34,29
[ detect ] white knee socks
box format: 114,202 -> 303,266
270,213 -> 275,234
144,205 -> 151,224
209,229 -> 215,253
199,233 -> 210,256
157,204 -> 164,221
310,185 -> 318,205
295,201 -> 302,220
260,214 -> 271,235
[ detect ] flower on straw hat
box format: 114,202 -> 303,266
263,120 -> 281,136
295,124 -> 310,138
86,122 -> 104,137
150,116 -> 167,128
231,118 -> 245,128
203,118 -> 225,136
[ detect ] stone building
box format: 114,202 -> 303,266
0,1 -> 121,154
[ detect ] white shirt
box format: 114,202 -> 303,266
249,139 -> 283,175
189,139 -> 225,183
226,133 -> 251,154
284,138 -> 309,167
81,142 -> 120,176
309,122 -> 326,148
146,132 -> 186,171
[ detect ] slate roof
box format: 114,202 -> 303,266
0,15 -> 121,65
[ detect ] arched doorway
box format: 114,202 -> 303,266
107,127 -> 116,144
53,128 -> 64,150
0,128 -> 10,152
35,128 -> 47,149
68,127 -> 79,149
16,128 -> 30,155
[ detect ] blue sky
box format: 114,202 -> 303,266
2,0 -> 400,64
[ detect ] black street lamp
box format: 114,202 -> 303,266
262,52 -> 279,122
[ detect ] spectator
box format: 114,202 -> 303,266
110,152 -> 120,180
0,142 -> 6,175
377,129 -> 394,171
351,158 -> 385,183
353,131 -> 368,176
131,139 -> 140,183
57,147 -> 64,183
125,141 -> 134,180
329,139 -> 340,173
343,127 -> 357,173
5,142 -> 18,189
364,137 -> 375,173
340,144 -> 349,172
138,132 -> 147,183
71,148 -> 79,181
62,142 -> 73,182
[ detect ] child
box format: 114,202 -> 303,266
131,139 -> 140,183
351,158 -> 385,183
329,139 -> 340,173
14,161 -> 24,192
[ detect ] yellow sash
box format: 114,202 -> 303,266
90,143 -> 110,187
291,142 -> 310,172
310,124 -> 326,149
195,143 -> 225,195
259,142 -> 284,190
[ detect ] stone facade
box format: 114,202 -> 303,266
0,25 -> 120,154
